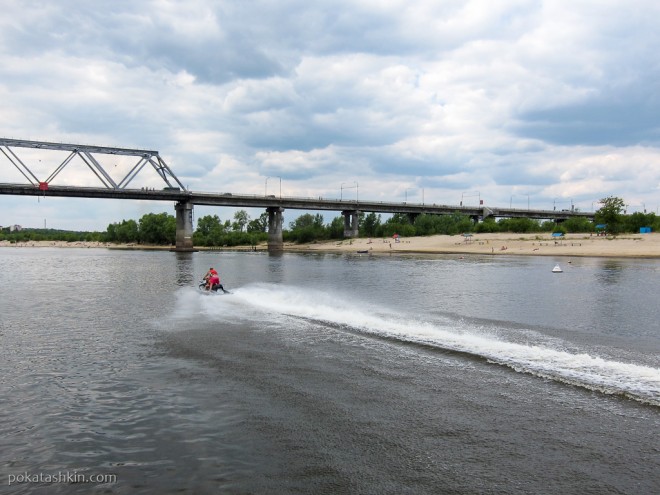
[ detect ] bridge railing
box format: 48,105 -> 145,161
0,182 -> 594,219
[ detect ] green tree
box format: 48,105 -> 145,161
111,219 -> 139,243
105,223 -> 118,242
193,215 -> 231,246
474,218 -> 500,233
562,216 -> 593,233
411,213 -> 473,235
139,212 -> 176,244
552,224 -> 567,235
247,212 -> 268,233
624,212 -> 655,233
540,220 -> 556,232
595,196 -> 625,235
382,213 -> 416,237
360,212 -> 381,237
196,215 -> 223,237
287,213 -> 326,243
327,216 -> 344,239
289,213 -> 324,230
497,217 -> 541,233
232,210 -> 250,232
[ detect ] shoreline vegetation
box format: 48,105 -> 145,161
2,232 -> 659,258
4,197 -> 656,258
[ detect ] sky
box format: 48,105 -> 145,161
1,0 -> 659,231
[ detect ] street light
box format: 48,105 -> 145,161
511,194 -> 530,209
405,188 -> 425,203
341,181 -> 358,201
461,190 -> 480,206
553,198 -> 572,211
265,176 -> 281,198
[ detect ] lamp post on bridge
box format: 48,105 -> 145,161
627,203 -> 647,214
341,181 -> 358,201
404,188 -> 425,204
553,198 -> 573,211
510,194 -> 530,210
625,202 -> 644,213
461,190 -> 480,206
265,176 -> 281,198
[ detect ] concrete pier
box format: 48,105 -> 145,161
173,201 -> 197,251
342,210 -> 360,238
267,207 -> 284,252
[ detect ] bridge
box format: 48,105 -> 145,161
0,138 -> 594,251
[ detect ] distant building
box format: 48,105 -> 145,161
9,225 -> 22,232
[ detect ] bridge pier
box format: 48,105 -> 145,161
173,201 -> 196,251
267,207 -> 284,252
407,213 -> 419,224
342,210 -> 360,238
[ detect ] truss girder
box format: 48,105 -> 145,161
0,138 -> 187,191
148,155 -> 178,188
0,138 -> 159,156
82,151 -> 119,189
1,145 -> 40,185
117,157 -> 149,189
44,151 -> 77,184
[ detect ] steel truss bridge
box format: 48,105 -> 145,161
0,138 -> 594,251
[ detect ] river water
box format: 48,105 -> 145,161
1,248 -> 658,494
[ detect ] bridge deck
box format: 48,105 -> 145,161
0,183 -> 593,220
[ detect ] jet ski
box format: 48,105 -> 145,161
198,280 -> 231,294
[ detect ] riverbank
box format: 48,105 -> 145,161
285,232 -> 660,258
0,240 -> 173,250
2,232 -> 659,257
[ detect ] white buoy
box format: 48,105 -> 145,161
552,264 -> 563,273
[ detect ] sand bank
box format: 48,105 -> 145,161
285,232 -> 660,258
0,240 -> 170,250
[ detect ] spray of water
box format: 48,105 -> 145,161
173,283 -> 660,406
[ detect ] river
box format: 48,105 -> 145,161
1,248 -> 658,494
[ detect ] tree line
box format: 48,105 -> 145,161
2,196 -> 657,246
281,196 -> 659,242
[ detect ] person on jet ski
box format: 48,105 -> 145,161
203,267 -> 216,288
207,272 -> 221,291
203,267 -> 218,283
203,267 -> 227,293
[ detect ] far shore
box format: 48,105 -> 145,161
1,232 -> 659,258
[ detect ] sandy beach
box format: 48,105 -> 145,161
285,232 -> 660,258
2,232 -> 659,258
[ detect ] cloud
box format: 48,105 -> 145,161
1,0 -> 660,230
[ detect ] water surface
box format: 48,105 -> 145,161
1,248 -> 658,494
